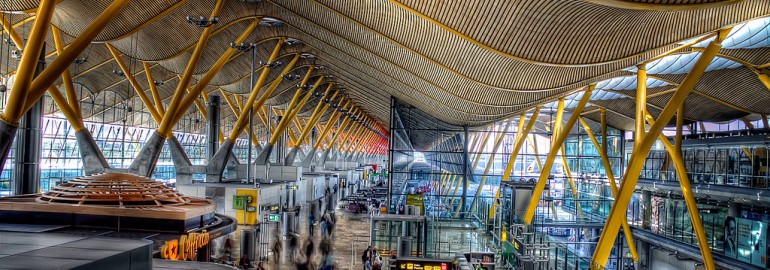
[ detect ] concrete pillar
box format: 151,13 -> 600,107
642,190 -> 652,230
729,201 -> 740,217
14,45 -> 45,195
638,241 -> 650,270
206,95 -> 220,160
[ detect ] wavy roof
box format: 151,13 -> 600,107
1,0 -> 769,141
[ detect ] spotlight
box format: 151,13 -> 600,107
260,61 -> 283,69
282,74 -> 301,81
73,57 -> 88,65
0,84 -> 6,93
10,50 -> 21,59
259,17 -> 284,27
154,80 -> 164,86
313,91 -> 324,98
284,38 -> 301,46
230,42 -> 255,52
113,70 -> 125,77
186,15 -> 219,27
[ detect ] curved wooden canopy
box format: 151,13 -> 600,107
2,0 -> 770,138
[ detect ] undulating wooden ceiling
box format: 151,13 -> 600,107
2,0 -> 770,139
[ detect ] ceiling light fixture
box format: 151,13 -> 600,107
186,15 -> 219,28
73,57 -> 88,65
282,74 -> 300,81
230,42 -> 256,52
260,60 -> 283,69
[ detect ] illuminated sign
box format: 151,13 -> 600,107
397,259 -> 451,270
261,205 -> 280,211
160,231 -> 211,261
268,214 -> 281,222
289,185 -> 298,190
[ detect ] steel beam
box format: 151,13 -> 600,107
468,121 -> 511,213
23,0 -> 131,113
590,28 -> 730,269
635,64 -> 647,149
644,110 -> 715,270
2,0 -> 56,122
221,90 -> 262,148
226,48 -> 294,141
106,43 -> 162,124
157,0 -> 226,136
489,107 -> 540,218
523,85 -> 593,224
144,62 -> 165,116
165,18 -> 260,136
51,27 -> 82,120
255,74 -> 322,164
579,117 -> 639,263
285,86 -> 338,165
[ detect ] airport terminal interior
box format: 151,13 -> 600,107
2,0 -> 770,270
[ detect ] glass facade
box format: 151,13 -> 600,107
0,92 -> 258,196
641,144 -> 770,188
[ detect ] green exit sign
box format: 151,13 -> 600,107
288,185 -> 298,190
268,214 -> 281,222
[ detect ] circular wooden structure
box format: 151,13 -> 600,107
37,173 -> 191,207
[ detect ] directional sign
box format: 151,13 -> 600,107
267,214 -> 281,222
288,185 -> 298,190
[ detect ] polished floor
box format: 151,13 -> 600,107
221,198 -> 376,270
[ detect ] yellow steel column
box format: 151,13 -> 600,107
46,86 -> 84,131
326,109 -> 358,149
144,62 -> 165,116
51,27 -> 82,120
591,28 -> 730,269
167,20 -> 263,136
441,174 -> 457,199
24,0 -> 132,113
635,64 -> 647,149
106,44 -> 162,125
523,86 -> 593,224
354,129 -> 377,155
227,51 -> 299,141
340,117 -> 367,152
312,100 -> 351,150
296,88 -> 338,146
741,117 -> 755,129
643,109 -> 715,270
267,76 -> 324,146
2,0 -> 56,123
1,17 -> 23,50
553,98 -> 588,224
472,127 -> 494,170
579,117 -> 639,263
489,108 -> 541,218
221,90 -> 261,147
156,0 -> 225,135
468,121 -> 512,214
436,170 -> 448,196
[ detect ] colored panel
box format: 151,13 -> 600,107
235,188 -> 258,225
